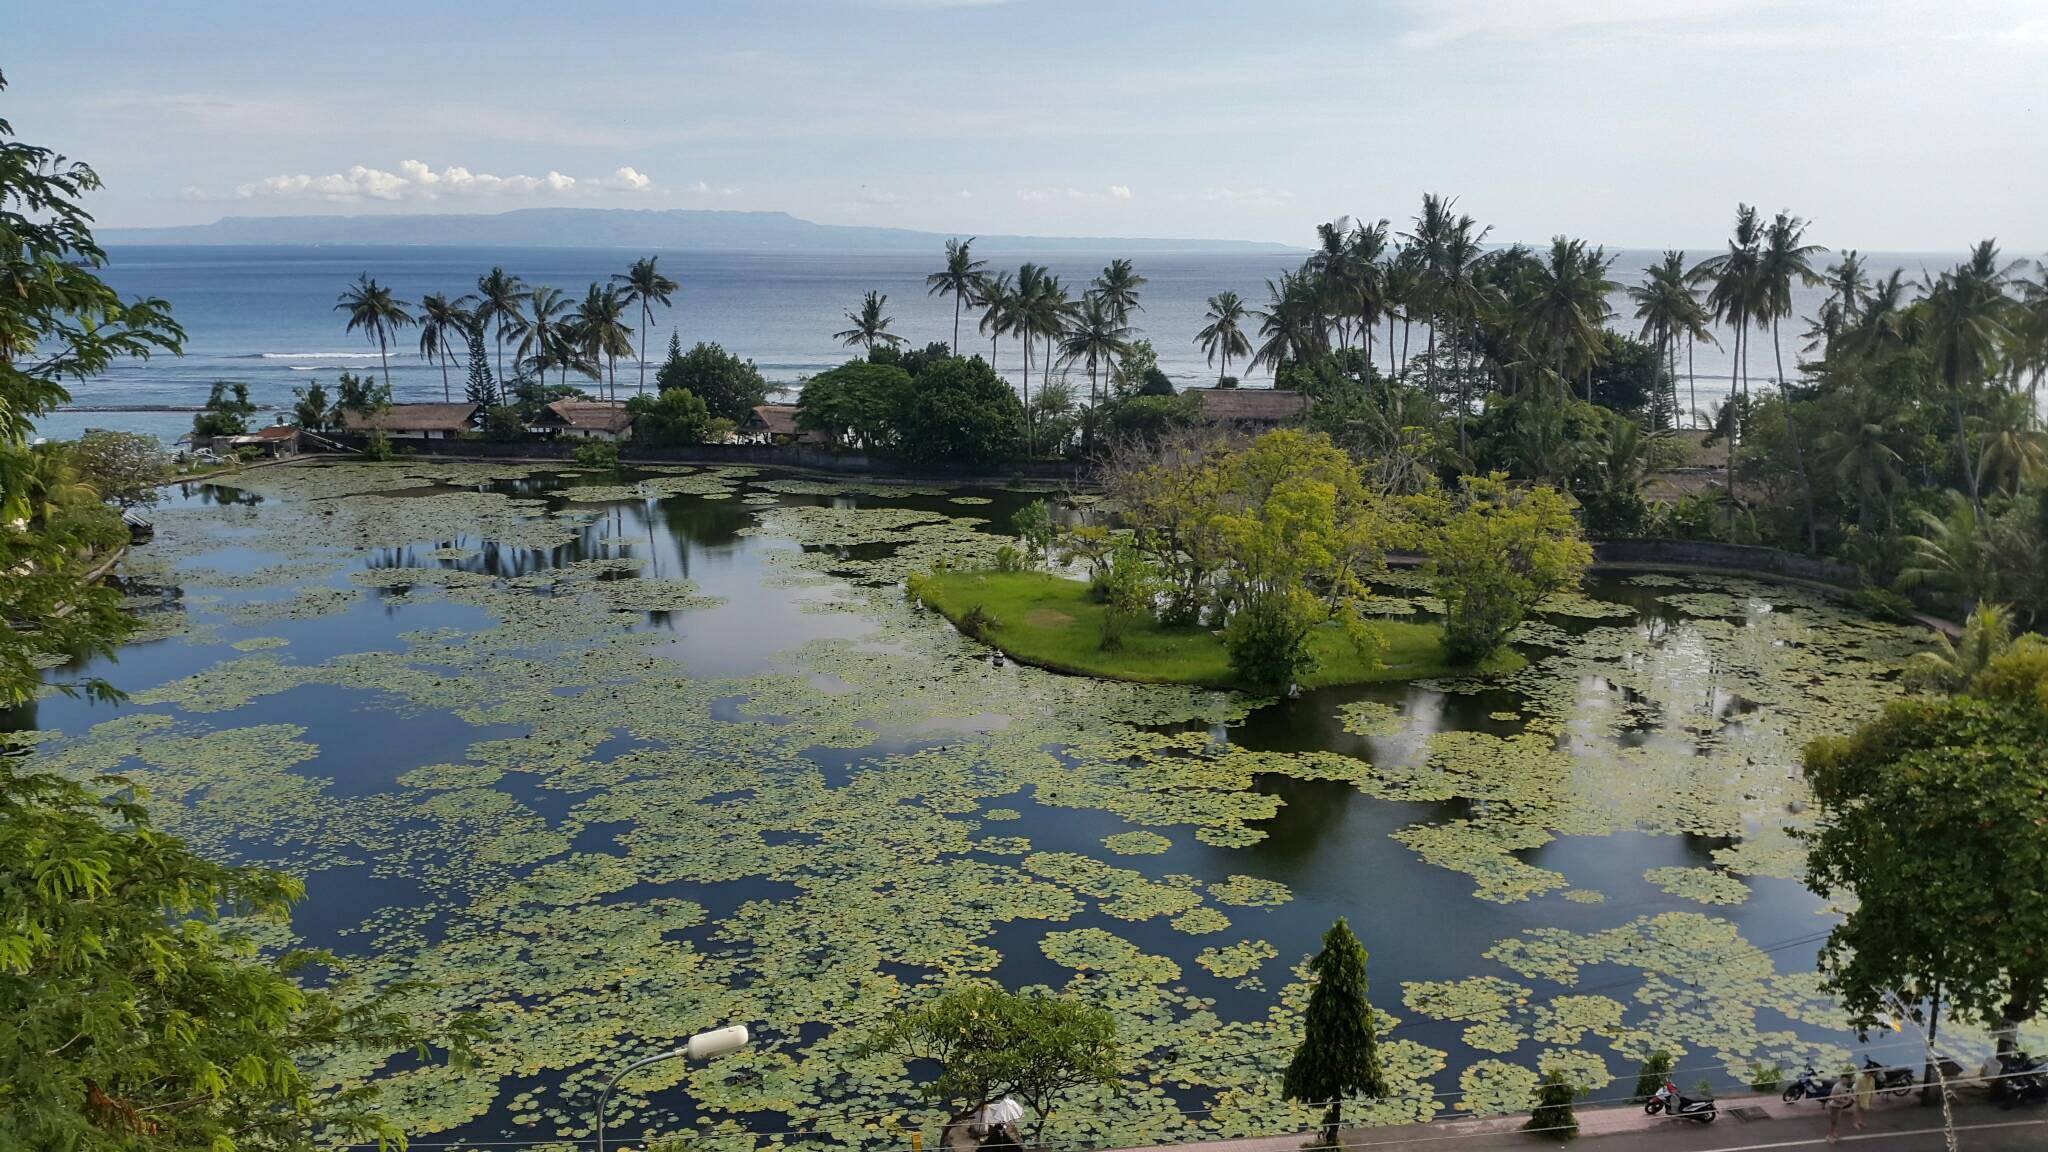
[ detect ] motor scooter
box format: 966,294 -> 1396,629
1646,1080 -> 1716,1123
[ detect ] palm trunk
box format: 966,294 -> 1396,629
1773,316 -> 1819,552
379,331 -> 392,389
1022,335 -> 1033,457
638,306 -> 651,395
1424,317 -> 1436,397
1949,373 -> 1982,513
1401,317 -> 1411,380
439,346 -> 451,403
1726,323 -> 1740,514
952,294 -> 962,353
1687,333 -> 1698,430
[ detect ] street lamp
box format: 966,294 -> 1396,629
595,1024 -> 752,1152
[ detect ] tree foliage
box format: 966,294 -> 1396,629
69,430 -> 170,508
656,339 -> 768,423
1423,473 -> 1592,661
626,386 -> 712,447
0,763 -> 483,1151
191,382 -> 255,439
860,985 -> 1118,1140
1283,918 -> 1385,1146
1803,638 -> 2048,1034
1524,1070 -> 1580,1141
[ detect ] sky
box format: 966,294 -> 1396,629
9,0 -> 2047,251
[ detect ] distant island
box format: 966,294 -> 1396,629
101,207 -> 1299,253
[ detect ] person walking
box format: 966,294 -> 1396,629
1825,1063 -> 1857,1145
1853,1063 -> 1879,1132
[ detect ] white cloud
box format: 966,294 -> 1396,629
1198,187 -> 1296,208
1020,185 -> 1133,203
233,161 -> 654,202
1108,184 -> 1132,200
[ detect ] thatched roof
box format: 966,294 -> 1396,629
542,398 -> 633,435
338,403 -> 479,433
1186,387 -> 1310,424
746,404 -> 804,438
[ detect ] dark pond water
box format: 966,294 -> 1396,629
13,462 -> 1958,1149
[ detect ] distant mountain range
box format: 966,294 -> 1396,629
103,208 -> 1297,253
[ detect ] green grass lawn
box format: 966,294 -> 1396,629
918,570 -> 1518,690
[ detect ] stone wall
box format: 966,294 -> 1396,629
321,435 -> 1086,484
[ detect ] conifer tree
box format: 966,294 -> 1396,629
1283,918 -> 1385,1147
1525,1070 -> 1580,1141
464,328 -> 497,408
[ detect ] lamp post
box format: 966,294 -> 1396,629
595,1024 -> 751,1152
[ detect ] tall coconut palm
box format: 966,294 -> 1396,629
1250,269 -> 1325,375
1629,252 -> 1697,427
1011,265 -> 1075,452
834,290 -> 903,352
1195,291 -> 1253,384
974,271 -> 1016,371
572,283 -> 636,401
1515,237 -> 1615,402
511,285 -> 572,394
1311,219 -> 1358,350
1059,293 -> 1132,413
926,237 -> 986,353
1401,194 -> 1456,396
1345,218 -> 1391,362
335,274 -> 413,390
1692,206 -> 1766,503
1092,258 -> 1147,329
474,267 -> 526,384
1382,247 -> 1422,379
1815,380 -> 1908,529
1923,241 -> 2017,512
1757,211 -> 1826,550
1435,211 -> 1495,451
2008,259 -> 2048,402
613,256 -> 680,396
1969,386 -> 2044,496
416,291 -> 475,403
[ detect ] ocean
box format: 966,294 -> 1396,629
42,244 -> 1947,443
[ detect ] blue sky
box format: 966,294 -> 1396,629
11,0 -> 2046,249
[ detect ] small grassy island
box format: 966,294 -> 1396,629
920,569 -> 1517,689
915,429 -> 1585,692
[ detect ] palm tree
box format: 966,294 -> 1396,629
416,291 -> 475,403
573,283 -> 635,401
1195,291 -> 1252,383
1923,241 -> 2017,512
1346,219 -> 1391,363
1383,247 -> 1422,379
1900,491 -> 1991,611
1401,194 -> 1455,397
335,274 -> 413,389
926,238 -> 986,353
613,256 -> 680,396
512,285 -> 572,394
834,290 -> 904,352
474,267 -> 526,384
1903,603 -> 2014,693
1629,252 -> 1704,428
1010,265 -> 1075,453
1249,269 -> 1325,375
1693,206 -> 1766,503
1515,237 -> 1615,402
1814,380 -> 1907,529
1059,294 -> 1132,414
1092,258 -> 1147,329
1435,211 -> 1495,451
1757,211 -> 1826,550
1969,387 -> 2045,496
974,271 -> 1016,371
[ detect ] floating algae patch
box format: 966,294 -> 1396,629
1644,866 -> 1751,906
1105,830 -> 1173,855
24,463 -> 1945,1150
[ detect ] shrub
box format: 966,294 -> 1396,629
1425,474 -> 1592,662
481,405 -> 526,442
573,440 -> 620,471
362,430 -> 394,462
627,387 -> 712,447
960,604 -> 997,641
1012,500 -> 1054,564
1224,587 -> 1320,691
1215,375 -> 1239,389
1097,545 -> 1158,652
992,544 -> 1026,573
1524,1070 -> 1579,1141
1747,1063 -> 1785,1092
1633,1051 -> 1674,1101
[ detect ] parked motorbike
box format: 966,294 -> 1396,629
1781,1064 -> 1842,1104
1863,1057 -> 1916,1097
1646,1081 -> 1717,1123
1992,1052 -> 2048,1108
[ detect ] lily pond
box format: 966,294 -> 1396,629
13,461 -> 2030,1149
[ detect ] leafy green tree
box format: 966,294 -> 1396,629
626,386 -> 712,447
861,985 -> 1118,1143
192,381 -> 256,438
1804,639 -> 2048,1051
795,361 -> 912,450
69,430 -> 170,508
1195,291 -> 1253,385
334,273 -> 412,389
1632,1051 -> 1674,1101
1424,473 -> 1592,661
834,289 -> 904,352
1922,241 -> 2014,513
613,255 -> 679,395
0,762 -> 482,1151
1902,602 -> 2014,692
891,356 -> 1022,467
657,340 -> 769,423
572,439 -> 620,471
334,370 -> 390,424
291,380 -> 332,432
1106,394 -> 1195,443
927,238 -> 986,352
1097,543 -> 1157,652
1283,918 -> 1386,1147
1525,1070 -> 1580,1141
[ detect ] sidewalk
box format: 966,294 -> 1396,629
1104,1090 -> 2047,1152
